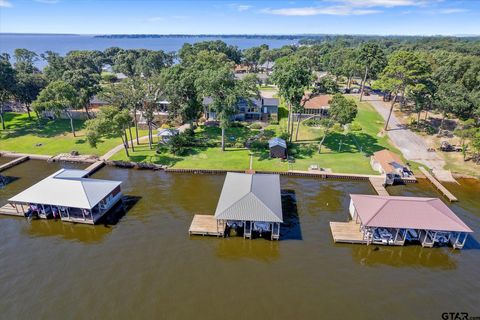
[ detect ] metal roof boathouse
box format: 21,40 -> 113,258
189,172 -> 283,240
2,169 -> 122,224
330,194 -> 473,249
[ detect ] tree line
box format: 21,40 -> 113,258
1,36 -> 479,160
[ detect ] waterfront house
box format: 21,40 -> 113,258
370,150 -> 413,181
330,194 -> 473,249
268,137 -> 287,158
257,61 -> 275,73
296,94 -> 331,118
203,96 -> 279,122
7,169 -> 122,224
189,172 -> 283,240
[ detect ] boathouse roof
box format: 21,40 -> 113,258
351,194 -> 473,233
372,150 -> 405,173
214,173 -> 283,223
9,169 -> 121,210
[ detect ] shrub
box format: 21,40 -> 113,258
101,73 -> 117,83
198,117 -> 206,124
234,142 -> 245,148
269,120 -> 279,125
350,122 -> 362,131
160,123 -> 170,129
249,140 -> 268,151
249,123 -> 262,130
332,123 -> 344,132
304,119 -> 322,127
184,127 -> 195,137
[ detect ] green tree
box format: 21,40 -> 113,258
357,42 -> 386,101
318,94 -> 358,153
435,82 -> 471,131
85,105 -> 132,157
373,50 -> 431,130
32,80 -> 78,136
14,73 -> 47,119
271,56 -> 313,141
0,54 -> 16,130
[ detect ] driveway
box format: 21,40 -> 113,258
362,95 -> 447,173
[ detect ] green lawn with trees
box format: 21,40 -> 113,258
0,112 -> 146,156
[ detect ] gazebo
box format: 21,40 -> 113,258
214,172 -> 283,240
7,169 -> 122,224
157,128 -> 179,142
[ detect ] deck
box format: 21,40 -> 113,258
419,167 -> 458,202
0,203 -> 26,217
329,220 -> 366,244
189,215 -> 226,237
368,177 -> 389,196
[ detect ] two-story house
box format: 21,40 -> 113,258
203,96 -> 279,122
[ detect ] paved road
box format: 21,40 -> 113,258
362,95 -> 446,171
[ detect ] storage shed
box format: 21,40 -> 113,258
268,137 -> 287,159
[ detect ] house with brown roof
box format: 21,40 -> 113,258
297,94 -> 331,117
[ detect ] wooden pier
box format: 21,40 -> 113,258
84,161 -> 105,177
368,177 -> 389,196
188,215 -> 225,237
0,203 -> 26,217
0,156 -> 29,173
419,167 -> 458,202
330,221 -> 366,244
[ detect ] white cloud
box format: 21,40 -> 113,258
333,0 -> 435,7
230,4 -> 252,12
436,8 -> 468,14
262,5 -> 380,16
147,16 -> 165,22
34,0 -> 60,3
0,0 -> 13,8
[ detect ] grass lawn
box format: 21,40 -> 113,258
0,112 -> 147,157
110,97 -> 407,174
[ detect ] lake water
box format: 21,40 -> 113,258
0,34 -> 297,68
0,159 -> 479,319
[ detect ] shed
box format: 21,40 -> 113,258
214,173 -> 283,240
268,137 -> 287,158
8,169 -> 122,224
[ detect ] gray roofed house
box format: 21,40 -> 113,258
268,137 -> 287,159
203,96 -> 279,122
214,172 -> 283,240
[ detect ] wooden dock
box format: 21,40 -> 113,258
84,161 -> 105,176
329,220 -> 366,244
419,167 -> 458,202
189,215 -> 225,237
0,203 -> 26,217
368,177 -> 389,196
0,156 -> 29,173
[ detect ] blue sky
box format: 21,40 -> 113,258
0,0 -> 479,35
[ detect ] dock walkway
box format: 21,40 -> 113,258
0,203 -> 26,217
330,221 -> 366,244
419,167 -> 457,202
368,177 -> 389,196
0,156 -> 29,173
84,161 -> 105,177
189,215 -> 225,236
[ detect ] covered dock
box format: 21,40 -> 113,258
331,194 -> 473,249
5,169 -> 122,224
189,172 -> 283,240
